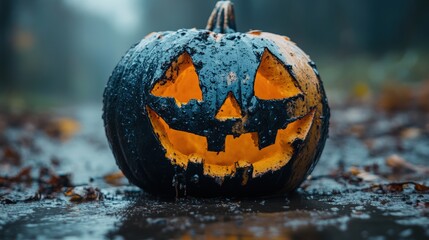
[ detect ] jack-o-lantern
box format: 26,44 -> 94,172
103,1 -> 329,197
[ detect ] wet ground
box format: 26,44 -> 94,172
1,103 -> 429,239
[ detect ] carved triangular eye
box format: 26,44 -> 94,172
254,49 -> 303,99
151,52 -> 203,106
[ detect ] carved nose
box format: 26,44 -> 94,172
215,92 -> 242,120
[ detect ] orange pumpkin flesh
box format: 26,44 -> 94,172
147,107 -> 315,178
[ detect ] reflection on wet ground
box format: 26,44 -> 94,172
1,104 -> 429,239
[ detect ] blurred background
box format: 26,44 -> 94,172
2,2 -> 429,238
1,0 -> 428,108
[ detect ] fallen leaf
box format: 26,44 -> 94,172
0,192 -> 41,204
103,171 -> 125,186
349,166 -> 380,182
38,168 -> 73,196
365,182 -> 429,193
0,166 -> 73,200
44,117 -> 80,141
349,124 -> 366,138
414,183 -> 429,192
0,167 -> 32,187
64,186 -> 103,202
386,154 -> 429,174
378,83 -> 415,112
400,127 -> 421,139
1,146 -> 21,166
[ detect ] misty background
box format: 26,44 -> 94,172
1,0 -> 428,107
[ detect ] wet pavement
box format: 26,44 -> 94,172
1,104 -> 428,239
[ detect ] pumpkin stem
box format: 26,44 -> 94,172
206,1 -> 237,33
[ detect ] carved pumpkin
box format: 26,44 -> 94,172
103,1 -> 329,197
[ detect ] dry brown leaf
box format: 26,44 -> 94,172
386,154 -> 429,174
103,171 -> 125,186
1,146 -> 21,166
366,182 -> 429,193
65,186 -> 103,202
378,80 -> 429,112
0,166 -> 73,200
37,168 -> 73,195
378,83 -> 415,112
348,166 -> 380,182
0,167 -> 32,187
349,124 -> 366,138
400,127 -> 421,139
44,117 -> 80,141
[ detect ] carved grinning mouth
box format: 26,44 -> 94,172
146,107 -> 315,177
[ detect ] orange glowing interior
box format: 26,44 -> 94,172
147,107 -> 314,177
215,92 -> 242,120
151,52 -> 203,106
254,50 -> 302,99
149,50 -> 313,177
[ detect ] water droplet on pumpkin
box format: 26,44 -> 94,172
191,174 -> 199,183
160,103 -> 168,110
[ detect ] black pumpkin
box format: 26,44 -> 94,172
103,1 -> 329,197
